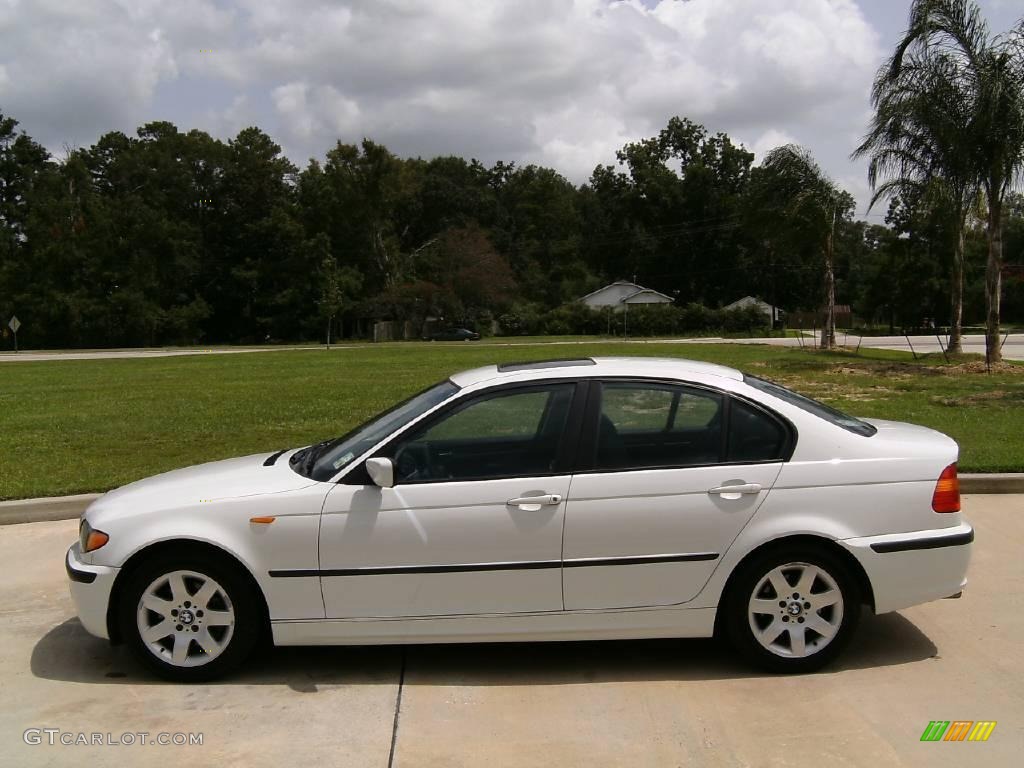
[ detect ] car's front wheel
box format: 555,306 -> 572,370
119,553 -> 262,681
725,547 -> 861,673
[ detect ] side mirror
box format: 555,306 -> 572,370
365,457 -> 395,488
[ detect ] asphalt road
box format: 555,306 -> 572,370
747,332 -> 1024,361
1,333 -> 1021,363
1,495 -> 1020,767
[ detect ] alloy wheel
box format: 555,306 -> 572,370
747,561 -> 844,658
136,569 -> 236,668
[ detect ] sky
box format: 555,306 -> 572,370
1,0 -> 1021,220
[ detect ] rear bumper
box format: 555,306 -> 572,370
839,521 -> 973,614
66,545 -> 119,640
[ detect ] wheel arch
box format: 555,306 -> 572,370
106,538 -> 270,644
713,534 -> 875,636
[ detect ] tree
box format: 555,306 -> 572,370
885,0 -> 1024,363
583,117 -> 753,306
761,146 -> 851,350
854,43 -> 979,352
314,234 -> 362,347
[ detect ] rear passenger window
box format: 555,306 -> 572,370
727,399 -> 787,462
597,383 -> 723,470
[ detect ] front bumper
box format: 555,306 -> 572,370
839,521 -> 973,614
66,544 -> 119,640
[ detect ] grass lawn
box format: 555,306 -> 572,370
1,341 -> 1022,500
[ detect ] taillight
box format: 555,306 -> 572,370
932,463 -> 961,513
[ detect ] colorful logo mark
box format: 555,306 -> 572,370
920,721 -> 996,742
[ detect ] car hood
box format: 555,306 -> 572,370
85,450 -> 316,521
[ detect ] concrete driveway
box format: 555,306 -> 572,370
1,496 -> 1021,767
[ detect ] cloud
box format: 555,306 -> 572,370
1,0 -> 884,206
745,129 -> 800,161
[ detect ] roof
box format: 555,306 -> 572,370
449,356 -> 743,389
723,296 -> 780,311
577,280 -> 673,304
622,288 -> 674,303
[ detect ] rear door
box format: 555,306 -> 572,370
562,379 -> 789,610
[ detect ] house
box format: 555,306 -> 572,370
578,280 -> 674,312
724,296 -> 785,324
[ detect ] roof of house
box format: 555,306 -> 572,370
578,280 -> 674,304
724,295 -> 779,310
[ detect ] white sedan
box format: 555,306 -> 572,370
66,357 -> 973,680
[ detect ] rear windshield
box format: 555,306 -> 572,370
743,375 -> 877,437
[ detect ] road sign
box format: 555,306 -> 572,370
8,315 -> 19,352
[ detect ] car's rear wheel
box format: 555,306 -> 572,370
725,547 -> 861,673
119,553 -> 261,681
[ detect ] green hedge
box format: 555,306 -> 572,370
498,302 -> 771,337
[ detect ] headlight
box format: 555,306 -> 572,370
79,519 -> 109,553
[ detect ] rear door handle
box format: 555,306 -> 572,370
507,494 -> 562,509
708,483 -> 762,497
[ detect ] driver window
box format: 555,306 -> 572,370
391,384 -> 574,483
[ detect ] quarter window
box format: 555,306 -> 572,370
727,399 -> 787,463
596,383 -> 723,470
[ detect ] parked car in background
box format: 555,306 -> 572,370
67,357 -> 972,681
427,327 -> 480,341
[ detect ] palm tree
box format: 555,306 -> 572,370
883,0 -> 1024,364
761,145 -> 845,350
854,46 -> 977,353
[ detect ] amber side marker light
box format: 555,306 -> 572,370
932,463 -> 961,513
249,516 -> 276,525
84,530 -> 109,552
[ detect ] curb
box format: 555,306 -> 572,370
0,493 -> 101,526
1,475 -> 1022,527
959,473 -> 1024,494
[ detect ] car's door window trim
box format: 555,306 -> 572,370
575,376 -> 796,475
343,379 -> 590,486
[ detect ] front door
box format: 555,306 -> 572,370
562,380 -> 787,610
319,382 -> 581,618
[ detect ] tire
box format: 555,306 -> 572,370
118,551 -> 263,682
724,546 -> 861,674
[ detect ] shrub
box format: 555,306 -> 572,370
525,301 -> 771,337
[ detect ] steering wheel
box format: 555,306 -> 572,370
394,442 -> 435,482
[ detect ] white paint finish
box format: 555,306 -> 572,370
91,452 -> 315,512
66,544 -> 117,639
64,356 -> 974,660
448,356 -> 742,391
840,522 -> 974,613
319,477 -> 571,617
562,463 -> 782,609
85,457 -> 331,620
271,606 -> 717,645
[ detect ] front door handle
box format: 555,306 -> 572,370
507,494 -> 562,509
708,483 -> 762,498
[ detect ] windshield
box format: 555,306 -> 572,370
292,380 -> 460,481
743,375 -> 877,437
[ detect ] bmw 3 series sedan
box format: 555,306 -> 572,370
67,357 -> 973,681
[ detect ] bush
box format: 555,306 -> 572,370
721,304 -> 770,333
521,301 -> 772,337
497,302 -> 545,335
538,303 -> 607,336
